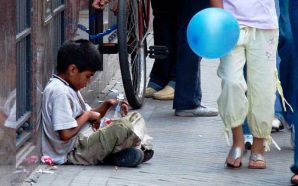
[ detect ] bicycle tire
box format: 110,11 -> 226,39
117,0 -> 147,109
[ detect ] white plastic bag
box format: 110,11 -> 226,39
130,113 -> 154,150
99,110 -> 154,150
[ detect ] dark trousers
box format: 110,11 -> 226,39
149,0 -> 179,87
288,0 -> 298,174
173,0 -> 209,110
150,0 -> 209,110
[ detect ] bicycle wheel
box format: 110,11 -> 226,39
117,0 -> 148,109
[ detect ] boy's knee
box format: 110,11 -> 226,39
105,122 -> 135,139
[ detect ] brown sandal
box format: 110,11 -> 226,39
248,153 -> 266,169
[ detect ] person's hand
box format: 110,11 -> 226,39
105,99 -> 129,116
120,101 -> 129,116
92,0 -> 111,10
105,99 -> 117,106
88,110 -> 101,124
104,99 -> 128,115
88,111 -> 101,131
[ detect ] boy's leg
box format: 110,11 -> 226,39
67,117 -> 141,165
103,147 -> 144,167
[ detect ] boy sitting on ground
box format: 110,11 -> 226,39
41,39 -> 152,167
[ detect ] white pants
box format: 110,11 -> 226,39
217,26 -> 278,139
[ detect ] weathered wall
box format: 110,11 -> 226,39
0,0 -> 81,184
0,0 -> 17,185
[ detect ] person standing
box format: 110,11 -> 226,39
211,0 -> 278,169
242,0 -> 292,150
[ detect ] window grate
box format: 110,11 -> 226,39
52,0 -> 65,68
16,0 -> 32,149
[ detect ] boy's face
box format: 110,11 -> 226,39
68,65 -> 95,91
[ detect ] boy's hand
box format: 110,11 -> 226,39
88,111 -> 101,124
105,99 -> 117,106
104,99 -> 129,116
92,98 -> 129,118
88,111 -> 101,131
92,0 -> 111,10
120,101 -> 129,116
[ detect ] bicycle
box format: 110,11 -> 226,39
117,0 -> 150,109
81,0 -> 167,109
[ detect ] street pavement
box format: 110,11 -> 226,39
22,57 -> 294,186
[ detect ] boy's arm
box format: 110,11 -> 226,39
210,0 -> 223,8
91,99 -> 116,117
58,111 -> 100,141
92,99 -> 129,117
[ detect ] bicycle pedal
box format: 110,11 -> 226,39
148,45 -> 169,59
98,43 -> 118,54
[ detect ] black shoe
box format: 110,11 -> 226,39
106,148 -> 144,167
142,149 -> 154,163
141,145 -> 154,163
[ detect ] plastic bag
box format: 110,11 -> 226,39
129,113 -> 154,150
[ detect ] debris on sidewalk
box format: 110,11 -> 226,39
36,169 -> 55,174
25,155 -> 39,165
41,155 -> 54,166
25,173 -> 40,185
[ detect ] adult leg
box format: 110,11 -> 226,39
147,0 -> 178,90
288,0 -> 298,184
246,28 -> 278,169
278,0 -> 296,126
173,0 -> 203,110
173,0 -> 217,116
242,64 -> 253,150
217,28 -> 248,167
243,119 -> 253,150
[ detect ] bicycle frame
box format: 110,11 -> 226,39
80,0 -> 152,109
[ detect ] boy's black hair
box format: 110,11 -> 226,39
56,39 -> 102,73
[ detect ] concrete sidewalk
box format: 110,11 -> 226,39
23,58 -> 294,186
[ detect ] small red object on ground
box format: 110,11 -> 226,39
41,156 -> 54,166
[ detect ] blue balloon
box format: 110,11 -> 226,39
187,8 -> 240,59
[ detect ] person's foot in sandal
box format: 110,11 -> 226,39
248,153 -> 266,169
248,137 -> 266,169
225,147 -> 243,168
291,174 -> 298,185
225,126 -> 244,168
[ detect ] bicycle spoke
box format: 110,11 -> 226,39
117,0 -> 148,108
